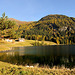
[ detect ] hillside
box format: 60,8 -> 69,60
0,13 -> 75,44
24,14 -> 75,33
38,14 -> 75,29
8,18 -> 32,25
22,14 -> 75,44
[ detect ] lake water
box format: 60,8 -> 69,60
0,45 -> 75,68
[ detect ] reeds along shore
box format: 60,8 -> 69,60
0,61 -> 75,75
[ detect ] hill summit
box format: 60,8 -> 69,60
39,14 -> 69,21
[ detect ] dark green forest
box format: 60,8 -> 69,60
0,13 -> 75,44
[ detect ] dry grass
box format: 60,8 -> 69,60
0,61 -> 75,75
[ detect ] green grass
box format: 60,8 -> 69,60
0,61 -> 75,75
0,39 -> 56,51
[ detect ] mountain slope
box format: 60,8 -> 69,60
33,14 -> 75,31
8,18 -> 32,25
22,14 -> 75,43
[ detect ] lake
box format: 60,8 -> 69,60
0,45 -> 75,68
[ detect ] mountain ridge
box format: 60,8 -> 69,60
8,18 -> 33,24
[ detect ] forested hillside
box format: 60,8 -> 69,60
0,13 -> 75,44
22,15 -> 75,44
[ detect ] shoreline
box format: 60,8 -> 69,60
0,40 -> 75,75
0,40 -> 57,52
0,61 -> 75,75
0,39 -> 75,52
0,45 -> 33,53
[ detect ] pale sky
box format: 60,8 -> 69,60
0,0 -> 75,21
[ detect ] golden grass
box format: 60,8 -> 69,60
0,39 -> 56,51
0,61 -> 75,75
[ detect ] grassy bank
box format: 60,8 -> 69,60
0,39 -> 56,51
0,61 -> 75,75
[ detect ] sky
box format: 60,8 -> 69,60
0,0 -> 75,21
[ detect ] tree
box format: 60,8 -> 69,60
0,12 -> 16,38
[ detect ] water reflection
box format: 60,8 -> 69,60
0,45 -> 75,68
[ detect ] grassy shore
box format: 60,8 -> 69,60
0,61 -> 75,75
1,39 -> 75,75
0,39 -> 56,51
